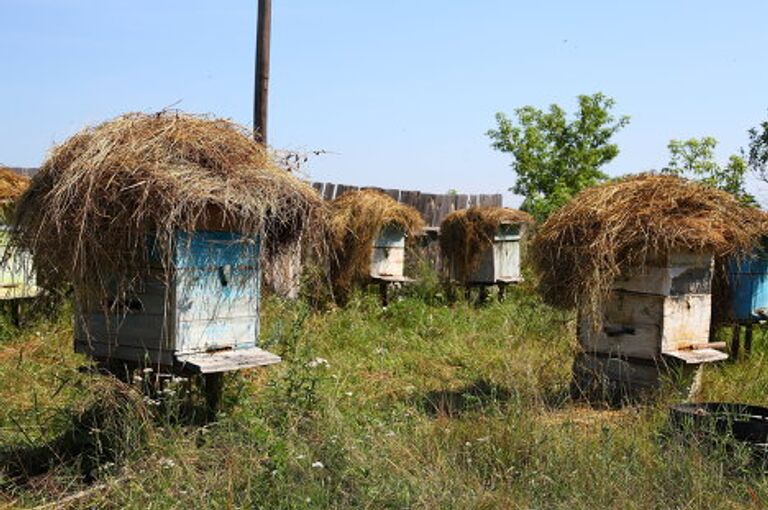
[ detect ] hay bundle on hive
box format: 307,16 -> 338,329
0,167 -> 30,222
531,173 -> 767,323
11,111 -> 323,299
440,206 -> 533,282
327,189 -> 424,298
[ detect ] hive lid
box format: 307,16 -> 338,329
176,347 -> 281,374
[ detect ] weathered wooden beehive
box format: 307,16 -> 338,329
459,222 -> 526,284
575,250 -> 728,398
369,224 -> 407,281
76,230 -> 279,374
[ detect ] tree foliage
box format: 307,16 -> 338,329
748,118 -> 768,179
661,137 -> 755,206
487,93 -> 629,221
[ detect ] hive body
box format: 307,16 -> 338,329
75,231 -> 279,373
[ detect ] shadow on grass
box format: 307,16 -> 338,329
419,379 -> 515,418
0,378 -> 151,485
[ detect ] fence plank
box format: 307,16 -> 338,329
322,183 -> 336,201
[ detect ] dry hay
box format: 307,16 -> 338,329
0,166 -> 30,222
440,206 -> 532,282
531,173 -> 768,324
327,189 -> 424,299
11,111 -> 323,301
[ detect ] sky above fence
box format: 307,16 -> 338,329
2,1 -> 768,206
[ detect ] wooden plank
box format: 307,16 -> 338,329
664,348 -> 728,364
175,268 -> 259,322
176,347 -> 281,374
311,182 -> 323,193
176,316 -> 259,354
78,312 -> 172,349
613,251 -> 713,296
383,188 -> 400,201
323,183 -> 336,200
455,194 -> 469,211
661,294 -> 712,352
437,194 -> 455,225
74,340 -> 176,366
400,189 -> 420,207
469,194 -> 480,207
335,184 -> 358,198
479,195 -> 496,207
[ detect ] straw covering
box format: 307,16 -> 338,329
440,206 -> 532,282
327,189 -> 424,298
11,111 -> 323,299
531,173 -> 767,322
0,167 -> 30,222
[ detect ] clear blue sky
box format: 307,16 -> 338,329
2,1 -> 768,205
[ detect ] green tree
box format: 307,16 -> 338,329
487,93 -> 629,221
661,137 -> 755,205
748,117 -> 768,179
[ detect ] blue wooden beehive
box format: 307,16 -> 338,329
75,230 -> 280,373
728,241 -> 768,323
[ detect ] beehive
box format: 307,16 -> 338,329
579,250 -> 727,365
369,224 -> 407,281
727,240 -> 768,323
460,222 -> 525,284
0,226 -> 40,300
76,230 -> 280,373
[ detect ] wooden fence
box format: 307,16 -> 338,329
311,182 -> 503,227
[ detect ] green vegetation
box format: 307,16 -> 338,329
1,285 -> 768,509
661,136 -> 756,206
487,93 -> 629,221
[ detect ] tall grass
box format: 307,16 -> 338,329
1,284 -> 768,508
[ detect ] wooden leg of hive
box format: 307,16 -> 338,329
9,300 -> 20,328
379,281 -> 389,307
477,286 -> 489,305
204,373 -> 224,421
731,324 -> 741,359
464,286 -> 471,302
745,323 -> 753,354
497,283 -> 507,302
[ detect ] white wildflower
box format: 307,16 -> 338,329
306,357 -> 330,368
311,461 -> 324,469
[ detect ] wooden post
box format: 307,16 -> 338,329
731,324 -> 741,358
204,373 -> 224,421
253,0 -> 272,145
379,281 -> 389,307
497,283 -> 507,302
745,323 -> 754,354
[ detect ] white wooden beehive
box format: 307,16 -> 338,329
369,224 -> 407,281
579,250 -> 727,365
462,222 -> 525,284
0,226 -> 41,300
75,230 -> 280,373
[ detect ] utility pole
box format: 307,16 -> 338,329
253,0 -> 271,145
